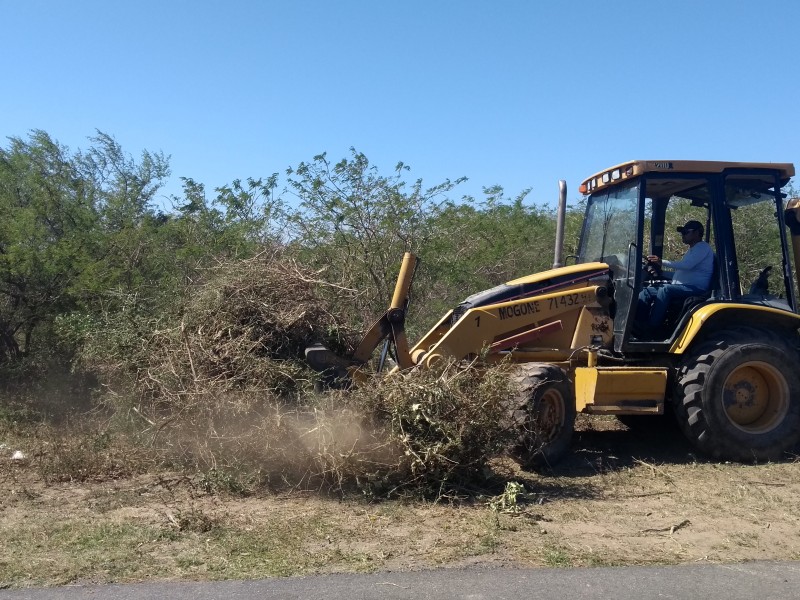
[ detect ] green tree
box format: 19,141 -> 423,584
283,148 -> 574,336
284,149 -> 465,327
0,130 -> 169,364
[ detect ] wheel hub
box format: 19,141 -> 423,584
723,362 -> 789,433
537,389 -> 565,442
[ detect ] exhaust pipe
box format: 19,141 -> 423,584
553,180 -> 567,269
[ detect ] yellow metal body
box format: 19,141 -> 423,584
575,367 -> 667,414
374,257 -> 670,415
352,252 -> 418,369
669,303 -> 800,354
580,160 -> 794,195
405,262 -> 614,369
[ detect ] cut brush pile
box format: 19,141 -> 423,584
152,251 -> 360,403
80,250 -> 521,498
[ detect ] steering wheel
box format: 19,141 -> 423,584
642,256 -> 663,282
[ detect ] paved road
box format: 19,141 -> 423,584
2,561 -> 799,599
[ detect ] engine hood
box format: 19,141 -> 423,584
455,262 -> 611,314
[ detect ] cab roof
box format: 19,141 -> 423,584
580,160 -> 795,195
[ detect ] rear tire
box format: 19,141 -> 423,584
511,364 -> 576,469
674,328 -> 800,462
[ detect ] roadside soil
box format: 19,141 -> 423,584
2,415 -> 799,587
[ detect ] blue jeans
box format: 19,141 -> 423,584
637,284 -> 706,330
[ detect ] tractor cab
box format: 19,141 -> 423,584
576,160 -> 797,352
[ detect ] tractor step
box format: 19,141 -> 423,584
575,366 -> 667,415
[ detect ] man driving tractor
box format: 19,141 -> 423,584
636,219 -> 715,337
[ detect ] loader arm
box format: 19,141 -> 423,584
304,252 -> 418,378
307,254 -> 614,384
351,252 -> 417,368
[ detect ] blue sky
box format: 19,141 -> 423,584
3,0 -> 799,209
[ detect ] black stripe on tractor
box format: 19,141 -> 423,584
450,268 -> 610,325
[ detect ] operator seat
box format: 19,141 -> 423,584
668,255 -> 720,326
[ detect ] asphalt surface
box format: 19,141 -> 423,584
2,561 -> 800,600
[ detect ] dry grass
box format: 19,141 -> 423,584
3,419 -> 800,588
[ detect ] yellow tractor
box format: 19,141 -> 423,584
307,160 -> 800,466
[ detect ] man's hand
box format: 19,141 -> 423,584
646,255 -> 662,266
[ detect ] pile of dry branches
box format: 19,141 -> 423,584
344,360 -> 520,497
160,360 -> 519,498
86,250 -> 522,498
125,251 -> 360,413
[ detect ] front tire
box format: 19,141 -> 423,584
511,364 -> 576,469
674,328 -> 800,462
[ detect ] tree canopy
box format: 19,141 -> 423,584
1,129 -> 791,391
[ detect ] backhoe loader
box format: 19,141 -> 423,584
307,160 -> 800,466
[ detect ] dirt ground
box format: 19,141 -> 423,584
2,415 -> 800,587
